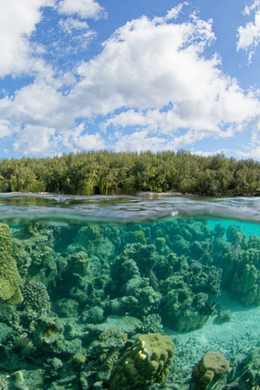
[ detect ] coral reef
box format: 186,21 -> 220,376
1,216 -> 260,389
74,224 -> 103,251
213,230 -> 260,306
160,261 -> 221,331
78,325 -> 129,387
0,223 -> 23,304
106,245 -> 161,318
21,281 -> 51,313
109,333 -> 175,390
11,223 -> 58,285
191,351 -> 230,390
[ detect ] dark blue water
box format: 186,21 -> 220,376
0,194 -> 260,389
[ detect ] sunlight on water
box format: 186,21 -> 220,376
0,194 -> 260,389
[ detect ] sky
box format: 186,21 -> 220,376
0,0 -> 260,160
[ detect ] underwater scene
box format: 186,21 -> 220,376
1,194 -> 260,390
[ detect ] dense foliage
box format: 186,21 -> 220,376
0,150 -> 260,196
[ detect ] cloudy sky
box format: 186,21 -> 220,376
0,0 -> 260,159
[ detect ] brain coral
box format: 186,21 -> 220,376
0,223 -> 23,304
109,333 -> 175,390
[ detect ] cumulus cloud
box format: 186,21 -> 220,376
237,0 -> 260,60
13,125 -> 59,155
193,149 -> 228,157
236,145 -> 260,159
1,3 -> 260,155
165,3 -> 188,20
71,12 -> 217,115
75,132 -> 106,149
0,0 -> 54,77
243,0 -> 260,16
62,123 -> 106,150
3,81 -> 71,130
114,130 -> 168,153
68,8 -> 259,151
0,120 -> 19,138
0,0 -> 103,79
235,115 -> 260,159
12,122 -> 105,155
57,0 -> 106,19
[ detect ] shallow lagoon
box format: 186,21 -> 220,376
0,194 -> 260,389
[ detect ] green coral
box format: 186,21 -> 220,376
109,333 -> 174,390
0,223 -> 23,304
217,234 -> 260,306
75,224 -> 103,250
159,261 -> 221,331
66,251 -> 89,275
128,230 -> 147,245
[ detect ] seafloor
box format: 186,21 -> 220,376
0,218 -> 260,390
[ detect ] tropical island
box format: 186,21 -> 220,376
0,150 -> 259,197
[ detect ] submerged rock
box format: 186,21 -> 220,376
214,310 -> 232,325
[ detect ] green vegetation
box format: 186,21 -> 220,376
0,150 -> 260,196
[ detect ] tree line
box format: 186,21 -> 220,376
0,150 -> 260,196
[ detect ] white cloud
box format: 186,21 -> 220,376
1,5 -> 260,156
114,130 -> 168,153
0,0 -> 102,79
4,81 -> 70,129
11,121 -> 105,155
75,132 -> 106,149
58,17 -> 90,33
71,12 -> 217,117
235,115 -> 260,159
0,120 -> 19,138
0,0 -> 54,77
76,11 -> 258,146
237,1 -> 260,60
193,149 -> 228,157
113,127 -> 228,153
58,17 -> 96,50
243,0 -> 260,16
13,125 -> 59,155
61,123 -> 106,150
57,0 -> 105,19
165,3 -> 188,21
236,145 -> 260,159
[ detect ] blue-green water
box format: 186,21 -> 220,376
1,194 -> 260,389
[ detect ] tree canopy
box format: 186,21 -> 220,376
0,151 -> 260,197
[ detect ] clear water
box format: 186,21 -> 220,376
1,194 -> 260,389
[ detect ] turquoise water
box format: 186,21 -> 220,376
1,194 -> 260,389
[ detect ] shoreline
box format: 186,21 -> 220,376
0,191 -> 259,198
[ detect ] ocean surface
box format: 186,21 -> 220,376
0,193 -> 260,390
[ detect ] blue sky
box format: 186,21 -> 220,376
0,0 -> 260,160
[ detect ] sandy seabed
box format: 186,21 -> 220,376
162,290 -> 260,389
